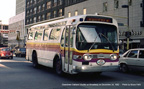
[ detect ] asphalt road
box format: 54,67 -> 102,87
0,57 -> 144,89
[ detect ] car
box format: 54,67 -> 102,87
119,48 -> 144,73
15,48 -> 26,57
0,47 -> 13,59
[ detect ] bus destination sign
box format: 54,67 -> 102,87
85,16 -> 113,23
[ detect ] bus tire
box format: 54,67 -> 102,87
32,51 -> 39,68
93,72 -> 102,76
120,64 -> 129,73
55,57 -> 63,75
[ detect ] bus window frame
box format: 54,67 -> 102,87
60,28 -> 66,47
43,29 -> 49,41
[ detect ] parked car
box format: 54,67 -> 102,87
119,48 -> 144,73
15,48 -> 26,57
0,47 -> 13,59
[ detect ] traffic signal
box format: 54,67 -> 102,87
125,31 -> 131,38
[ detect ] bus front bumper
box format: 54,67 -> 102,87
72,65 -> 119,73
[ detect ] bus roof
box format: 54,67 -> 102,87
30,14 -> 117,29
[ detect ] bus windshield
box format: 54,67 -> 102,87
76,23 -> 118,50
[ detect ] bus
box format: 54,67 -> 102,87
26,14 -> 119,75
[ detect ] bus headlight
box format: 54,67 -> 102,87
110,54 -> 117,60
83,54 -> 92,61
73,55 -> 82,60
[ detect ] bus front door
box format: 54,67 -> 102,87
64,26 -> 74,73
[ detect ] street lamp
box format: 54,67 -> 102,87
122,1 -> 131,50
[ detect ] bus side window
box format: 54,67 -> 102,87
28,32 -> 33,40
61,28 -> 65,47
44,29 -> 49,41
35,31 -> 43,40
49,28 -> 61,40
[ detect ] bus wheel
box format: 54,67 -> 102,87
32,52 -> 39,68
55,58 -> 63,75
120,64 -> 129,73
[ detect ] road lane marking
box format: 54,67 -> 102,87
0,64 -> 10,69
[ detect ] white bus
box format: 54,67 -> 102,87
26,14 -> 119,75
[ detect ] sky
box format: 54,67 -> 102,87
0,0 -> 16,24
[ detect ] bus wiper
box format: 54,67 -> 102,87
99,33 -> 115,52
88,36 -> 97,52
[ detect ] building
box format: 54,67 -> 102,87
25,0 -> 144,49
25,0 -> 64,28
8,0 -> 26,48
64,0 -> 144,49
16,0 -> 25,15
0,22 -> 9,47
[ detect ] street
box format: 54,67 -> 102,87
0,57 -> 144,89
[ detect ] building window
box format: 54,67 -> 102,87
34,17 -> 37,23
27,10 -> 29,16
65,0 -> 70,6
58,9 -> 62,17
34,7 -> 37,14
30,9 -> 33,15
3,26 -> 8,30
114,0 -> 119,9
75,10 -> 78,16
30,18 -> 32,23
47,1 -> 51,9
27,19 -> 29,24
68,12 -> 71,17
27,2 -> 30,7
83,8 -> 86,15
54,0 -> 57,7
103,2 -> 108,12
38,16 -> 41,21
30,0 -> 33,6
37,0 -> 40,3
129,0 -> 132,6
42,14 -> 45,20
47,13 -> 51,20
53,11 -> 57,18
38,6 -> 41,13
58,0 -> 62,6
34,0 -> 36,4
42,4 -> 45,11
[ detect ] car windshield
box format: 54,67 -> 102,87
1,48 -> 10,51
76,23 -> 118,50
20,48 -> 26,51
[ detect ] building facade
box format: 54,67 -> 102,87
0,22 -> 9,47
8,0 -> 25,48
8,12 -> 25,48
25,0 -> 64,28
16,0 -> 25,15
64,0 -> 144,49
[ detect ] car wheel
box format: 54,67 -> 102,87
32,52 -> 39,68
55,58 -> 63,75
9,56 -> 13,59
120,64 -> 129,73
11,56 -> 13,59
